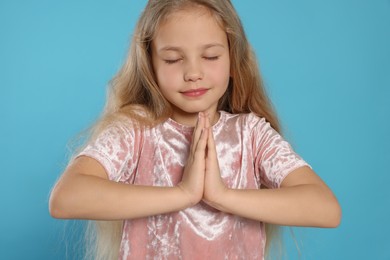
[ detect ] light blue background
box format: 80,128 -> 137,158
1,0 -> 389,259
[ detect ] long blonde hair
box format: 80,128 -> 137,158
84,0 -> 282,259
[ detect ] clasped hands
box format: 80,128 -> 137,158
178,112 -> 228,210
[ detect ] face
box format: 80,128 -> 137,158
151,7 -> 230,125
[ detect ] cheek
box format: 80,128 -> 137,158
155,68 -> 172,91
155,65 -> 181,88
207,62 -> 230,86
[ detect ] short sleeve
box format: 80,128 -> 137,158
251,115 -> 310,188
76,122 -> 140,183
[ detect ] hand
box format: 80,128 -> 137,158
203,115 -> 228,209
177,112 -> 208,206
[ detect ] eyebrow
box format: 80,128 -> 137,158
158,43 -> 226,52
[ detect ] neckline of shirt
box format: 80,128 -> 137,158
165,111 -> 227,133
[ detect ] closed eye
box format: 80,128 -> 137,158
204,56 -> 219,61
164,59 -> 181,64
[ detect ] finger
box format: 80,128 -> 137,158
194,124 -> 208,157
205,113 -> 210,128
206,116 -> 217,160
194,112 -> 205,140
191,113 -> 205,153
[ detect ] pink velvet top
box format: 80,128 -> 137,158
78,111 -> 309,259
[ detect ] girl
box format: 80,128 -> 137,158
49,0 -> 341,259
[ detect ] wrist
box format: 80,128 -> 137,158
175,185 -> 200,208
203,187 -> 231,212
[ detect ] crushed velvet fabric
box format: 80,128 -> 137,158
78,111 -> 309,259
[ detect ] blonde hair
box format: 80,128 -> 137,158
84,0 -> 283,259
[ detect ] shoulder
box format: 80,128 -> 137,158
89,116 -> 139,145
103,117 -> 135,135
221,111 -> 269,130
93,105 -> 157,138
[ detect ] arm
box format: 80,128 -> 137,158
49,156 -> 191,220
202,116 -> 341,228
49,114 -> 209,220
205,166 -> 342,228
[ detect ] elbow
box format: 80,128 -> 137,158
49,198 -> 64,219
321,198 -> 342,228
49,190 -> 63,219
49,185 -> 71,219
49,203 -> 62,219
312,184 -> 342,228
329,201 -> 342,228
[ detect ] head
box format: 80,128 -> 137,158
107,0 -> 280,131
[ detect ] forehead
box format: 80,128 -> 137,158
153,6 -> 227,50
160,4 -> 223,28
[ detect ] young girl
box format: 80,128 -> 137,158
49,0 -> 341,259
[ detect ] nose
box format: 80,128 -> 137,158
183,59 -> 203,82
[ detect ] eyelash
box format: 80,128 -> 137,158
204,56 -> 219,61
164,59 -> 181,64
164,56 -> 219,64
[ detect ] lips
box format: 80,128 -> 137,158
180,88 -> 209,97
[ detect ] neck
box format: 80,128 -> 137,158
171,110 -> 220,127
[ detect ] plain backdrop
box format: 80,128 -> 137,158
1,0 -> 389,259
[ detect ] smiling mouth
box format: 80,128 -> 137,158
180,88 -> 209,97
